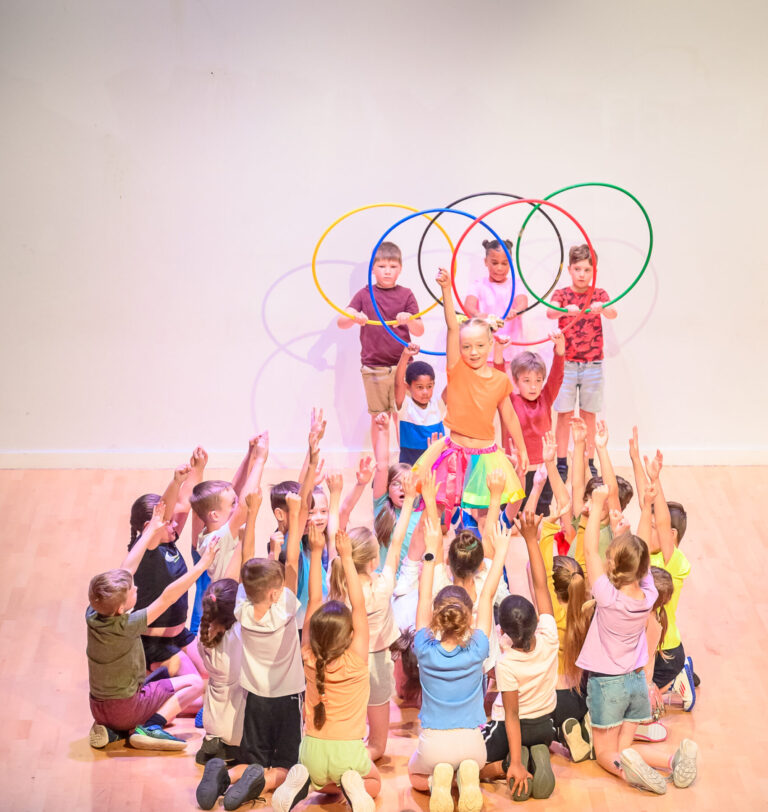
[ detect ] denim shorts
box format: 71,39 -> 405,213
553,360 -> 604,413
586,671 -> 652,729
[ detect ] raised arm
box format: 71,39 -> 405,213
337,529 -> 369,658
302,523 -> 326,640
584,485 -> 609,584
324,472 -> 342,560
420,467 -> 440,529
298,409 -> 325,527
436,267 -> 460,367
415,516 -> 442,631
339,456 -> 376,530
371,412 -> 391,501
476,522 -> 513,636
636,481 -> 656,546
570,416 -> 588,516
498,399 -> 529,473
146,541 -> 218,625
159,466 -> 189,524
175,447 -> 208,534
594,420 -> 620,512
542,431 -> 572,523
227,432 -> 270,533
224,490 -> 263,581
629,425 -> 649,504
283,492 -> 302,596
516,511 -> 553,615
121,501 -> 169,574
645,450 -> 675,564
384,470 -> 416,571
542,333 -> 565,402
395,343 -> 419,410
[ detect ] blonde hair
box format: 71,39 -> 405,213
606,533 -> 650,589
328,527 -> 378,602
88,569 -> 132,616
651,566 -> 674,659
309,600 -> 353,730
430,585 -> 473,645
459,317 -> 498,339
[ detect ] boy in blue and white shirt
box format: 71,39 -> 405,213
394,343 -> 444,465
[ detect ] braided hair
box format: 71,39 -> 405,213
199,578 -> 238,649
308,600 -> 353,729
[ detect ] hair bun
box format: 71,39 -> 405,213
482,239 -> 491,249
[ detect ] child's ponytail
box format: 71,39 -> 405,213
650,566 -> 674,660
309,600 -> 354,731
554,555 -> 594,691
199,578 -> 238,648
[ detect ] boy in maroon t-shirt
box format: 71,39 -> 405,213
546,244 -> 617,481
337,241 -> 424,445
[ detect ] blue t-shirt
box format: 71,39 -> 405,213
414,627 -> 489,729
373,493 -> 421,571
279,534 -> 328,625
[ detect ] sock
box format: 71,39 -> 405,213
588,457 -> 598,474
146,713 -> 167,728
557,456 -> 567,470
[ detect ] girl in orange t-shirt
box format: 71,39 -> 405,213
271,525 -> 379,812
413,268 -> 527,512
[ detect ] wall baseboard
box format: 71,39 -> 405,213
1,446 -> 766,469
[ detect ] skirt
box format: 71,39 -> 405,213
413,436 -> 525,510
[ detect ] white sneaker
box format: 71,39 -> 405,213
429,762 -> 455,812
562,718 -> 591,762
340,770 -> 375,812
456,759 -> 483,812
671,739 -> 698,788
634,722 -> 668,743
671,664 -> 696,711
271,764 -> 311,812
620,748 -> 667,794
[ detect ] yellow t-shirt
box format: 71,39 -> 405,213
540,520 -> 567,676
649,547 -> 690,650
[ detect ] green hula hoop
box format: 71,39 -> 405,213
515,182 -> 653,312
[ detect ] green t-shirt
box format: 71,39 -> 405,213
86,606 -> 148,700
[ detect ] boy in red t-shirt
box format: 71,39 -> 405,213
546,245 -> 617,481
338,241 -> 424,447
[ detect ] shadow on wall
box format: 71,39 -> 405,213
250,259 -> 373,459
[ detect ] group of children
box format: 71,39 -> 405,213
85,239 -> 699,811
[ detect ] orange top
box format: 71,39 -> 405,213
302,646 -> 369,740
443,359 -> 513,441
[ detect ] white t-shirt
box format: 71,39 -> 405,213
466,276 -> 525,360
198,623 -> 246,745
235,585 -> 305,697
363,566 -> 399,652
197,521 -> 240,582
493,613 -> 559,721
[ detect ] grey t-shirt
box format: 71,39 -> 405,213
86,606 -> 148,700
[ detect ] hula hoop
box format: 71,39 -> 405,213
416,191 -> 565,314
312,203 -> 453,325
515,182 -> 653,313
368,208 -> 518,357
451,199 -> 596,347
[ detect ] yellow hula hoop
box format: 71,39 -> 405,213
311,203 -> 453,325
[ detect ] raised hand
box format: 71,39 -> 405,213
309,523 -> 326,553
595,420 -> 609,449
550,331 -> 565,356
147,500 -> 167,534
435,267 -> 451,290
285,492 -> 302,523
421,467 -> 437,506
609,507 -> 630,536
643,481 -> 658,508
629,425 -> 640,460
644,449 -> 663,481
200,540 -> 219,569
250,431 -> 269,462
401,469 -> 418,501
334,529 -> 351,558
355,455 -> 376,485
268,531 -> 284,559
309,408 -> 326,450
570,416 -> 588,444
423,515 -> 442,556
174,464 -> 191,484
404,342 -> 420,357
313,458 -> 326,486
326,471 -> 343,496
514,510 -> 542,543
541,430 -> 557,463
486,468 -> 506,500
533,463 -> 548,488
591,483 -> 610,505
245,490 -> 262,512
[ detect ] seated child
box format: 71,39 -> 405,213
394,342 -> 444,466
87,501 -> 214,750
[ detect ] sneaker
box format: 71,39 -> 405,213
671,739 -> 698,788
340,769 -> 375,812
89,721 -> 122,749
196,758 -> 230,810
529,744 -> 555,799
456,759 -> 483,812
428,762 -> 454,812
620,748 -> 667,794
671,663 -> 696,711
634,722 -> 668,743
685,655 -> 701,687
562,717 -> 591,762
271,763 -> 311,812
583,712 -> 594,759
128,724 -> 186,751
195,707 -> 204,728
223,763 -> 265,810
195,736 -> 227,766
508,746 -> 531,802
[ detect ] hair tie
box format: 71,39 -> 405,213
210,594 -> 217,603
464,539 -> 478,551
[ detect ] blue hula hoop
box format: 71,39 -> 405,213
367,208 -> 516,357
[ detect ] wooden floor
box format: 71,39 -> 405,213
2,465 -> 766,812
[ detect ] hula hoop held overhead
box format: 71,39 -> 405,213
367,207 -> 520,357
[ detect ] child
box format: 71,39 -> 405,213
575,485 -> 698,794
394,342 -> 445,465
480,511 -> 559,801
233,497 -> 305,803
546,244 -> 617,480
328,471 -> 416,762
190,432 -> 268,583
87,501 -> 215,750
408,517 -> 512,812
465,238 -> 529,360
272,526 -> 380,812
338,240 -> 425,446
412,267 -> 527,513
640,565 -> 674,741
500,333 -> 565,515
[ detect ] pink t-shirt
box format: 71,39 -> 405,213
576,571 -> 658,675
466,276 -> 526,360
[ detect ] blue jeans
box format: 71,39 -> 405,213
586,670 -> 652,729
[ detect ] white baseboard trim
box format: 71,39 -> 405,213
0,445 -> 766,469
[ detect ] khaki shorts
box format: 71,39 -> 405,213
300,735 -> 372,789
368,649 -> 395,706
408,727 -> 487,774
361,365 -> 396,414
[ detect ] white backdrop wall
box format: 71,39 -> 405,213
1,0 -> 766,469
